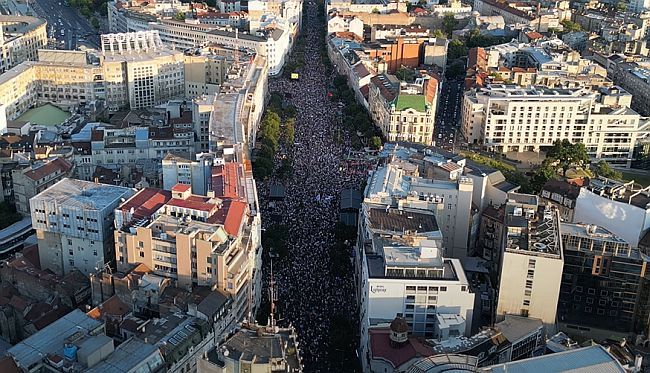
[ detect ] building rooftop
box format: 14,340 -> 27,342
85,338 -> 163,373
7,309 -> 103,370
483,345 -> 626,373
117,187 -> 173,221
20,157 -> 72,181
368,207 -> 439,233
32,178 -> 133,211
495,315 -> 542,343
395,94 -> 426,112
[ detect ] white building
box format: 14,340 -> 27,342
162,153 -> 215,195
30,178 -> 135,276
573,178 -> 650,247
358,205 -> 475,372
327,14 -> 364,39
461,84 -> 650,167
0,16 -> 48,73
364,161 -> 475,259
496,193 -> 563,332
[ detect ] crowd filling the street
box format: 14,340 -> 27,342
256,1 -> 363,371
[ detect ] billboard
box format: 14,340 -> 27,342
291,73 -> 299,80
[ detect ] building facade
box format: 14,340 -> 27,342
30,178 -> 135,276
12,157 -> 74,216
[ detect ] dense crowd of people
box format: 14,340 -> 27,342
258,1 -> 367,371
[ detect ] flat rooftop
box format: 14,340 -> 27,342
368,207 -> 439,233
7,309 -> 103,369
484,345 -> 625,373
85,338 -> 162,373
32,178 -> 133,211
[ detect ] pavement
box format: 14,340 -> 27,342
29,0 -> 99,49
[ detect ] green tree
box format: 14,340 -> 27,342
592,160 -> 623,180
91,17 -> 100,29
446,60 -> 466,78
369,136 -> 382,150
448,39 -> 468,60
396,66 -> 416,82
529,161 -> 557,194
560,19 -> 582,33
174,12 -> 186,21
546,139 -> 589,177
431,29 -> 446,39
442,13 -> 458,38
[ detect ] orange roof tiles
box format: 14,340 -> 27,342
120,188 -> 172,219
211,163 -> 245,200
172,183 -> 191,193
23,158 -> 72,181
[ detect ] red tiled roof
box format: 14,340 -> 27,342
172,183 -> 191,193
353,63 -> 371,79
526,31 -> 544,40
168,196 -> 217,212
23,158 -> 72,181
211,163 -> 245,200
208,200 -> 247,235
360,84 -> 370,99
91,130 -> 104,141
369,328 -> 433,369
120,188 -> 173,219
88,295 -> 130,320
438,162 -> 462,172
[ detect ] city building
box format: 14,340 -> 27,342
364,161 -> 475,259
0,16 -> 48,73
610,62 -> 650,116
326,0 -> 407,15
100,31 -> 186,111
208,52 -> 269,153
573,177 -> 650,247
30,178 -> 135,276
162,153 -> 215,196
6,309 -> 166,372
357,203 -> 476,370
114,161 -> 262,321
368,72 -> 438,145
327,13 -> 364,39
539,179 -> 582,222
558,222 -> 650,339
495,194 -> 563,332
198,321 -> 303,372
12,157 -> 74,216
461,84 -> 650,167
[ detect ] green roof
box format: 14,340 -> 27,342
395,94 -> 427,112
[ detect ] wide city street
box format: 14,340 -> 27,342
258,1 -> 361,372
30,0 -> 99,49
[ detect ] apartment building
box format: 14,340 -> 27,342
0,32 -> 189,120
495,194 -> 563,332
0,16 -> 48,73
114,162 -> 262,320
12,157 -> 74,216
90,124 -> 195,168
184,51 -> 233,98
558,223 -> 650,337
30,178 -> 135,276
326,0 -> 407,15
357,205 -> 475,372
610,62 -> 650,116
209,53 -> 269,152
461,84 -> 650,167
327,13 -> 364,39
368,73 -> 438,145
162,152 -> 215,195
364,161 -> 475,259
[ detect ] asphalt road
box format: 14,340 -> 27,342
434,76 -> 464,151
29,0 -> 99,49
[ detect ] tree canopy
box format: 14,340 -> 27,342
592,160 -> 622,180
546,139 -> 589,176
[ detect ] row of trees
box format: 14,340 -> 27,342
252,94 -> 297,180
331,76 -> 383,150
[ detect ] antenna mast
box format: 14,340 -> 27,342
268,256 -> 277,329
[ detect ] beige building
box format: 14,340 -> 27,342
30,178 -> 135,276
368,73 -> 438,145
461,84 -> 650,167
496,193 -> 563,332
0,16 -> 48,73
114,163 -> 262,320
184,51 -> 232,98
12,157 -> 73,216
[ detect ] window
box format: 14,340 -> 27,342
67,239 -> 72,245
584,306 -> 592,313
440,286 -> 447,292
588,288 -> 595,295
523,299 -> 530,306
139,252 -> 145,258
69,259 -> 74,267
520,309 -> 529,317
93,250 -> 97,256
